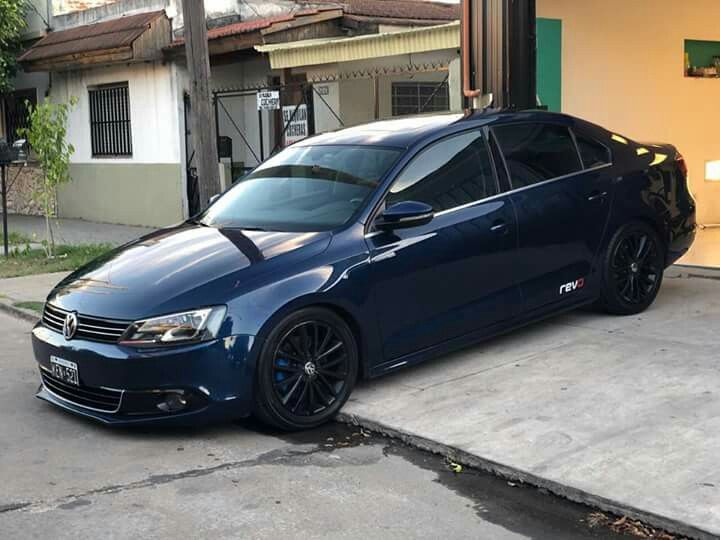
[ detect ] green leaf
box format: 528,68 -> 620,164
0,0 -> 28,93
22,97 -> 78,252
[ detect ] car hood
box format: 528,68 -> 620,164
47,224 -> 332,320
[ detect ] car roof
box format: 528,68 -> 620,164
295,110 -> 583,149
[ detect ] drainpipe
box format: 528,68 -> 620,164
373,76 -> 380,120
46,0 -> 53,30
462,0 -> 482,108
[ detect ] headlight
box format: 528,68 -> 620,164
119,306 -> 227,346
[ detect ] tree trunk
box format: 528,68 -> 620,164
45,213 -> 52,258
42,172 -> 53,258
181,0 -> 221,212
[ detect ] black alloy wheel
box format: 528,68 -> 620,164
599,222 -> 665,315
254,308 -> 358,430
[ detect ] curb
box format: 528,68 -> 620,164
669,264 -> 720,282
0,300 -> 40,324
336,412 -> 716,540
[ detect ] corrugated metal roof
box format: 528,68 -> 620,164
256,21 -> 459,69
19,10 -> 165,63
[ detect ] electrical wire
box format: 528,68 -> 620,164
239,0 -> 261,19
26,2 -> 51,30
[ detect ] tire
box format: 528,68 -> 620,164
598,222 -> 665,315
253,307 -> 359,431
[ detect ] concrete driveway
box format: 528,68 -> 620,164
342,271 -> 720,539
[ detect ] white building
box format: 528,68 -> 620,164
13,0 -> 460,226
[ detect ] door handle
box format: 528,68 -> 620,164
587,191 -> 608,202
490,220 -> 508,234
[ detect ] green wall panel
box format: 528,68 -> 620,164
537,18 -> 562,112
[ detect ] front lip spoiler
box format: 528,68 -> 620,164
39,366 -> 125,414
35,385 -> 223,426
36,385 -> 117,424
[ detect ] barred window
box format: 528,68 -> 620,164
89,83 -> 132,157
391,81 -> 450,117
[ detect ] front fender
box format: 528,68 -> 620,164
224,230 -> 382,378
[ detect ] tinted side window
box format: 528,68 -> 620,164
387,131 -> 497,212
576,134 -> 611,169
489,132 -> 512,193
493,123 -> 582,189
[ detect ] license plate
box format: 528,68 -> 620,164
50,356 -> 79,386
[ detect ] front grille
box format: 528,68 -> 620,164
43,303 -> 131,343
41,369 -> 123,413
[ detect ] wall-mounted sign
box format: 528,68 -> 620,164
315,85 -> 330,96
282,104 -> 308,146
257,90 -> 280,111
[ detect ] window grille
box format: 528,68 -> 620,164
89,83 -> 132,157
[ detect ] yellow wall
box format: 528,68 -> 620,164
538,0 -> 720,225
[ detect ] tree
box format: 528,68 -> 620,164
0,0 -> 27,94
19,97 -> 77,257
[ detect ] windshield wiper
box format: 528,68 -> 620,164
213,224 -> 268,232
187,218 -> 210,227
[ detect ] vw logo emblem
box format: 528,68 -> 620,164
63,312 -> 78,340
303,361 -> 317,378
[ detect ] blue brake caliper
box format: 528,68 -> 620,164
275,358 -> 290,382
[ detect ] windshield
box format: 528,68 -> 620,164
200,145 -> 401,232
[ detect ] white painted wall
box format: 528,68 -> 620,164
313,81 -> 341,133
210,58 -> 274,168
52,0 -> 167,30
339,78 -> 376,127
171,62 -> 191,218
8,70 -> 50,104
52,62 -> 182,165
305,48 -> 461,130
53,0 -> 116,15
24,0 -> 51,39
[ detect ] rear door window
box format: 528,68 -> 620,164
387,130 -> 498,212
493,123 -> 583,189
575,134 -> 612,169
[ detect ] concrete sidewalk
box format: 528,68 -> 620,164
2,214 -> 155,246
0,272 -> 69,320
341,272 -> 720,539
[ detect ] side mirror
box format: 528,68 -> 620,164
375,201 -> 434,231
209,194 -> 221,206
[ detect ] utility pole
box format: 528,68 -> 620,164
182,0 -> 220,211
1,165 -> 8,257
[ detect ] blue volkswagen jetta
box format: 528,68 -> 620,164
32,111 -> 696,430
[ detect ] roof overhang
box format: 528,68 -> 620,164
19,11 -> 170,72
255,21 -> 460,69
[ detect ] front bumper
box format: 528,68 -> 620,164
31,323 -> 259,426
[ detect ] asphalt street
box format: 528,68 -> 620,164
0,311 -> 633,539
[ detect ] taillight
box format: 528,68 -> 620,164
676,154 -> 688,179
675,153 -> 696,204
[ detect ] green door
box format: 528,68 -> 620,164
536,18 -> 562,112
